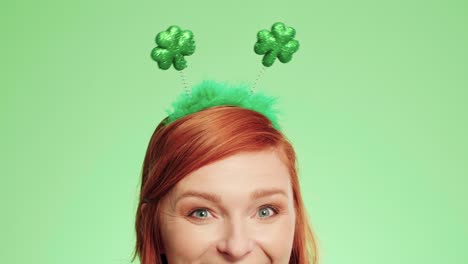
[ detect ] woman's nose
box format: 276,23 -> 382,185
216,219 -> 255,259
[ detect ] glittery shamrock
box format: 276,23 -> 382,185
254,22 -> 299,67
151,25 -> 195,70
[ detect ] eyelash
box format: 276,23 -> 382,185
187,204 -> 281,221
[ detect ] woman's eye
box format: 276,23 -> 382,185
190,208 -> 211,219
257,206 -> 278,218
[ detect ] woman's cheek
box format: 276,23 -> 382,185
163,214 -> 222,257
252,213 -> 296,259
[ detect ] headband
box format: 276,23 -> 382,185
150,22 -> 300,130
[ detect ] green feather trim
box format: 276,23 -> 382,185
164,80 -> 280,130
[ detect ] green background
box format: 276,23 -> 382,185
2,0 -> 467,263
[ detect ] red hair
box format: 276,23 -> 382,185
132,106 -> 319,264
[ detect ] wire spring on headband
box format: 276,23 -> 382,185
179,70 -> 191,96
250,66 -> 267,94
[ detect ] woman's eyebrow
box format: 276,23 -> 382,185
175,188 -> 288,205
250,188 -> 288,200
176,190 -> 222,204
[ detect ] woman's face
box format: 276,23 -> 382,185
159,149 -> 296,264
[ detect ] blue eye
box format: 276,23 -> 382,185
257,206 -> 278,218
190,209 -> 210,219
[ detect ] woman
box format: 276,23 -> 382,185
132,82 -> 319,263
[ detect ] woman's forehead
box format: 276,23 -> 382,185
172,150 -> 293,200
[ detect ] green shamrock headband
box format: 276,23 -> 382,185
150,22 -> 300,130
